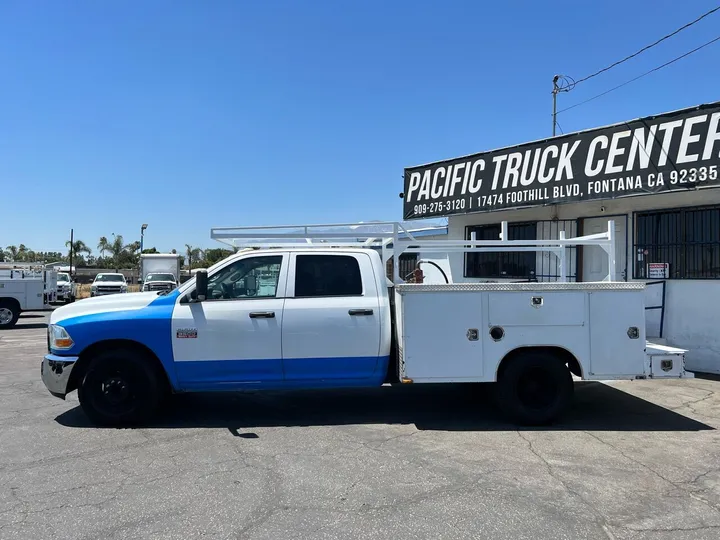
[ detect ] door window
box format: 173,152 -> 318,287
206,255 -> 283,300
295,255 -> 362,297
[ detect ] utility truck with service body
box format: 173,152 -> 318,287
140,253 -> 182,293
40,221 -> 690,426
1,266 -> 58,329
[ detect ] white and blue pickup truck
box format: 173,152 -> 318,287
40,222 -> 690,427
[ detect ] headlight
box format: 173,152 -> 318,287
48,324 -> 74,350
91,285 -> 97,291
120,284 -> 128,291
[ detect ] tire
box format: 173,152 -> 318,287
77,349 -> 162,426
495,351 -> 573,426
0,300 -> 20,330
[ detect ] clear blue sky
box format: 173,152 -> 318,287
2,0 -> 719,253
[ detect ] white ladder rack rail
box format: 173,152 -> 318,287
210,220 -> 617,285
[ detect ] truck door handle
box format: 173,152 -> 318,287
249,311 -> 275,319
348,309 -> 373,316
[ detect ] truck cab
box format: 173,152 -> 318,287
41,249 -> 391,425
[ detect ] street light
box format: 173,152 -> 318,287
140,224 -> 148,253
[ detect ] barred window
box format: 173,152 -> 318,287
634,205 -> 720,279
465,223 -> 537,279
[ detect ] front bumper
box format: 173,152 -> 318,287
92,290 -> 127,296
41,354 -> 79,399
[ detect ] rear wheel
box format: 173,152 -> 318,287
0,300 -> 20,330
496,351 -> 573,425
78,349 -> 162,426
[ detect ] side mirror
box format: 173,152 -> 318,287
195,270 -> 208,301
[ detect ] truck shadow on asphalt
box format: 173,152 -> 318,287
9,314 -> 49,330
55,381 -> 713,432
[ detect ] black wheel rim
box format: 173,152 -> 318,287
516,367 -> 558,410
0,307 -> 13,326
86,367 -> 140,418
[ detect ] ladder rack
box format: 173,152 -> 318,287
210,220 -> 617,285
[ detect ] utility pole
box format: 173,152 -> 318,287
139,224 -> 148,286
140,223 -> 148,254
552,75 -> 560,137
69,229 -> 74,277
551,74 -> 574,136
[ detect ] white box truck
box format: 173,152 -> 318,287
139,254 -> 182,293
40,221 -> 689,427
0,266 -> 58,329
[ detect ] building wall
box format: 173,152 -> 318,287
415,232 -> 453,284
444,188 -> 720,374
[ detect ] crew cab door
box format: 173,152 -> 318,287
281,252 -> 382,382
171,253 -> 288,389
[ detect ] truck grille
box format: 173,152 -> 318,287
97,286 -> 122,293
147,283 -> 173,291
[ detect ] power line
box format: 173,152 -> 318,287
573,5 -> 720,85
557,34 -> 720,114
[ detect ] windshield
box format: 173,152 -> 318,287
147,273 -> 175,282
94,274 -> 125,282
57,274 -> 69,282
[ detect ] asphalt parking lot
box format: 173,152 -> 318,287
1,314 -> 720,539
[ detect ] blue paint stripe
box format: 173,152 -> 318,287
176,359 -> 283,386
175,355 -> 390,391
282,355 -> 387,380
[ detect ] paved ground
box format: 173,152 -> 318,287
1,314 -> 720,540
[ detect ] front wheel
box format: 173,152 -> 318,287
495,351 -> 573,426
78,349 -> 162,426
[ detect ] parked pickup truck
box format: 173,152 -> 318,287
90,273 -> 128,297
40,221 -> 690,427
55,272 -> 77,303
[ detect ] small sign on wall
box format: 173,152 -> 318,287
647,262 -> 669,279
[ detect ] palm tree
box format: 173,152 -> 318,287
109,234 -> 126,261
6,246 -> 18,261
17,244 -> 28,261
185,244 -> 194,270
97,236 -> 110,259
185,244 -> 202,270
66,240 -> 91,258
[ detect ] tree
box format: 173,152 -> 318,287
185,244 -> 202,270
66,239 -> 91,258
200,248 -> 234,267
109,234 -> 125,261
17,244 -> 28,261
141,247 -> 158,254
6,246 -> 18,261
97,237 -> 110,259
126,241 -> 141,254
